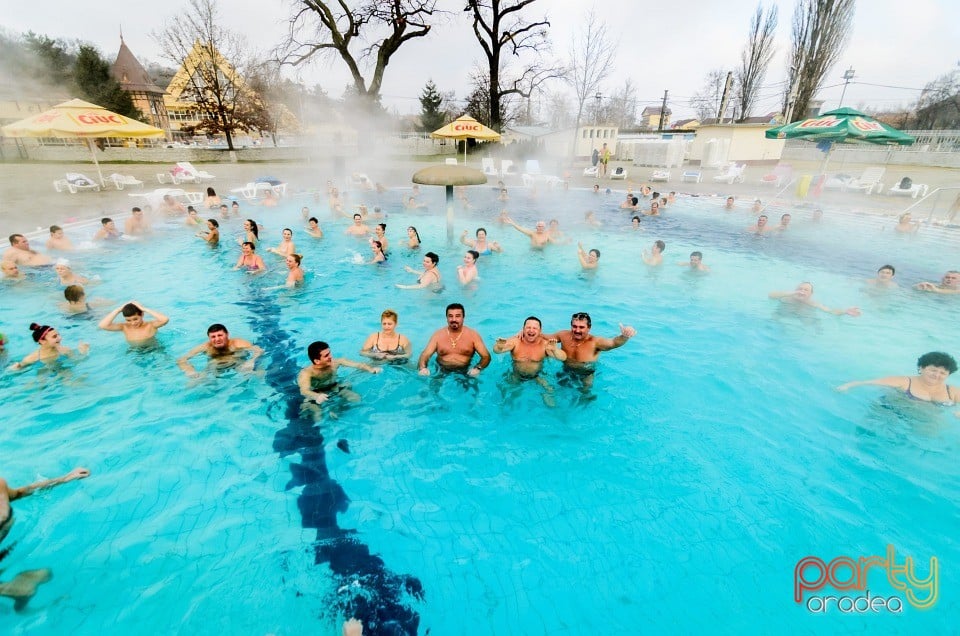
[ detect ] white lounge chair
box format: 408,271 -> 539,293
525,159 -> 542,176
231,182 -> 278,200
176,162 -> 216,182
650,170 -> 670,182
482,158 -> 498,176
583,165 -> 599,177
109,173 -> 144,190
680,170 -> 702,183
500,160 -> 517,177
844,166 -> 885,195
712,163 -> 746,185
759,164 -> 792,188
887,178 -> 928,199
54,173 -> 101,193
445,157 -> 459,166
610,166 -> 628,180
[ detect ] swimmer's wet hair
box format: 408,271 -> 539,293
49,225 -> 61,233
64,285 -> 84,302
655,240 -> 665,252
101,218 -> 112,225
29,322 -> 53,342
381,309 -> 398,322
308,340 -> 330,361
524,316 -> 541,327
207,323 -> 228,335
208,219 -> 219,228
446,302 -> 465,316
290,253 -> 302,265
467,250 -> 480,261
879,264 -> 895,274
122,303 -> 143,317
425,251 -> 439,265
309,217 -> 319,224
917,352 -> 957,374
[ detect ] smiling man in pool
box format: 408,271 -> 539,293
544,312 -> 637,390
177,323 -> 263,377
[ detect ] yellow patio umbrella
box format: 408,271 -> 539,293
430,115 -> 501,164
2,98 -> 165,187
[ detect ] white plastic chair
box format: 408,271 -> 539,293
445,157 -> 458,166
110,173 -> 144,190
680,170 -> 702,183
610,167 -> 628,180
712,163 -> 745,185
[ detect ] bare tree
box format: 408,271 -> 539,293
783,0 -> 855,122
602,78 -> 639,129
689,69 -> 727,122
914,66 -> 960,129
155,0 -> 266,150
565,7 -> 617,155
465,0 -> 563,132
280,0 -> 438,106
734,3 -> 777,122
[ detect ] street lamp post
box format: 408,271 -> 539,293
838,67 -> 856,108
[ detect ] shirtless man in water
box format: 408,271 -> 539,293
417,303 -> 491,377
494,316 -> 567,376
544,312 -> 637,390
1,467 -> 90,611
177,323 -> 263,377
297,340 -> 381,404
494,316 -> 566,405
98,301 -> 170,344
3,234 -> 52,267
503,217 -> 554,249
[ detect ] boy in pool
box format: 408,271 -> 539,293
298,341 -> 381,405
98,301 -> 170,344
1,467 -> 90,611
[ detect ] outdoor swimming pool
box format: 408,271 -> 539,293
1,182 -> 957,634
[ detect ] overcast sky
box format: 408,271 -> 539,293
1,0 -> 956,119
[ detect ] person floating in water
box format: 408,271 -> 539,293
677,251 -> 710,272
543,312 -> 636,391
493,316 -> 567,406
234,242 -> 266,273
642,240 -> 665,266
1,467 -> 90,611
297,340 -> 381,404
914,270 -> 960,295
503,217 -> 554,250
360,309 -> 412,363
92,218 -> 121,241
98,301 -> 170,345
177,323 -> 263,378
46,226 -> 74,251
398,252 -> 441,290
837,351 -> 959,412
768,282 -> 862,316
460,228 -> 501,255
7,323 -> 89,371
576,243 -> 599,270
417,303 -> 491,377
3,234 -> 52,267
865,264 -> 898,288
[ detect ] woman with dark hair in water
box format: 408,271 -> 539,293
7,323 -> 89,371
405,226 -> 421,249
205,187 -> 221,209
838,351 -> 959,408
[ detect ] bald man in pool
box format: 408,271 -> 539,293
1,467 -> 90,611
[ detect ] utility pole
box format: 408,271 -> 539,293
838,67 -> 856,108
717,71 -> 733,123
657,89 -> 669,132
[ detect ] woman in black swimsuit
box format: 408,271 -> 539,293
360,309 -> 412,362
838,351 -> 959,409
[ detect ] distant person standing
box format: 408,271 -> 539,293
600,142 -> 611,178
591,147 -> 599,170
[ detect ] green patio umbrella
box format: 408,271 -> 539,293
765,107 -> 915,172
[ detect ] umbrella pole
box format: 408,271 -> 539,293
818,145 -> 834,175
87,138 -> 105,188
446,185 -> 454,244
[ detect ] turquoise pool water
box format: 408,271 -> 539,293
1,183 -> 957,634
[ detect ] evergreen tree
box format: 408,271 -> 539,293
418,79 -> 445,131
73,45 -> 142,120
